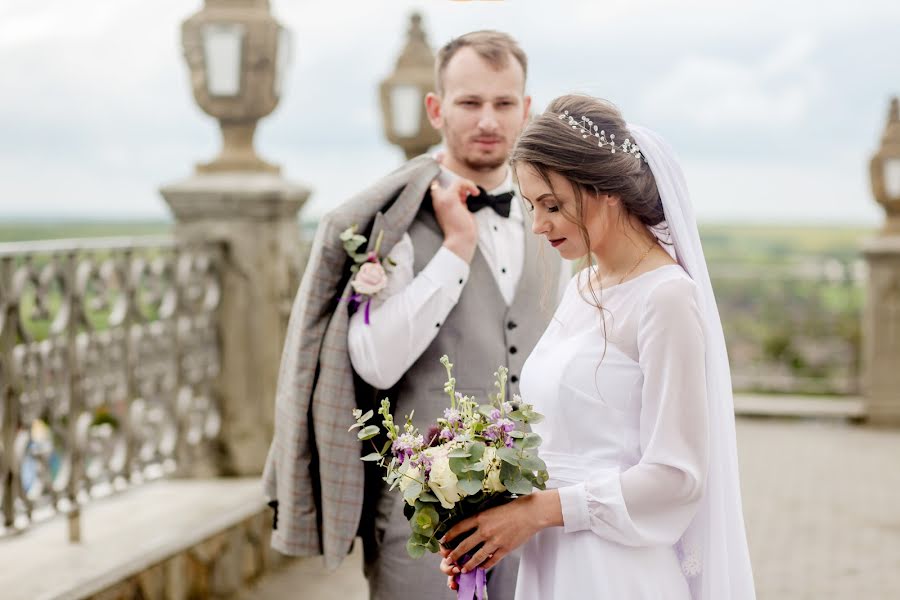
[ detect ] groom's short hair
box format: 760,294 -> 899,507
434,30 -> 528,96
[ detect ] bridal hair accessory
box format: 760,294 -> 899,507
558,110 -> 645,162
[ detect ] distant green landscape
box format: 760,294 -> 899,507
0,221 -> 173,243
699,224 -> 873,265
0,220 -> 875,264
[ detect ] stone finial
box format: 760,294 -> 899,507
395,12 -> 435,70
882,97 -> 900,149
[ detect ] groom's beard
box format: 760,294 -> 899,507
443,126 -> 512,173
463,153 -> 508,172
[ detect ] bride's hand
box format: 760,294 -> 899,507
439,547 -> 461,591
440,490 -> 562,574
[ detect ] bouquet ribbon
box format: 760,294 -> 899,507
455,553 -> 487,600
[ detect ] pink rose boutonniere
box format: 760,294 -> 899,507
340,225 -> 396,325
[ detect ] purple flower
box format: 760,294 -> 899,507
411,453 -> 434,480
425,424 -> 442,448
391,432 -> 424,464
483,424 -> 501,443
439,428 -> 455,442
443,408 -> 462,426
489,408 -> 502,422
483,418 -> 517,447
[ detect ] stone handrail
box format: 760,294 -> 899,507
0,236 -> 224,541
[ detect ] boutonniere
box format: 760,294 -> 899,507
340,225 -> 396,325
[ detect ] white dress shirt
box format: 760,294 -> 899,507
348,166 -> 570,390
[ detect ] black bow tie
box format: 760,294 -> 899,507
466,186 -> 513,218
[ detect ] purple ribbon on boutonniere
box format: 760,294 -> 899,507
455,554 -> 487,600
340,293 -> 372,325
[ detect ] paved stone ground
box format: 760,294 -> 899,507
243,417 -> 900,599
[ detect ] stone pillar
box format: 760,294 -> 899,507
862,237 -> 900,426
161,175 -> 309,474
863,97 -> 900,426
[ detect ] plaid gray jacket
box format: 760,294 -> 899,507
262,155 -> 441,568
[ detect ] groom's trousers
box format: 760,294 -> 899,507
363,490 -> 519,600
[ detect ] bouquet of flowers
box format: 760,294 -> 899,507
350,355 -> 548,599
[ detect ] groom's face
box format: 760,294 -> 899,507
426,48 -> 531,172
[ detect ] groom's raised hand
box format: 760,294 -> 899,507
431,176 -> 479,264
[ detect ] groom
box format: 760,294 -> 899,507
263,31 -> 564,600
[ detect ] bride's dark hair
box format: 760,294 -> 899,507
510,94 -> 667,369
511,94 -> 665,232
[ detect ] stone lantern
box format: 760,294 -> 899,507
379,13 -> 442,160
862,96 -> 900,427
181,0 -> 292,173
870,98 -> 900,235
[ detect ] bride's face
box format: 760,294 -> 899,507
516,165 -> 613,260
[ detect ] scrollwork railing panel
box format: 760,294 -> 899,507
0,237 -> 223,538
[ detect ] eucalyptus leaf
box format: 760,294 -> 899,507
507,410 -> 525,422
518,454 -> 547,472
504,476 -> 533,495
359,409 -> 374,422
448,448 -> 472,458
497,447 -> 520,465
406,538 -> 426,559
499,460 -> 518,483
403,481 -> 423,504
449,457 -> 468,477
468,442 -> 486,461
461,460 -> 485,474
412,505 -> 440,537
357,425 -> 380,440
361,452 -> 383,462
522,432 -> 542,449
457,477 -> 483,496
419,491 -> 440,503
521,408 -> 544,424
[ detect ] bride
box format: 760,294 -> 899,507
436,94 -> 756,599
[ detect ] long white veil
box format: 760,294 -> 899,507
628,124 -> 757,599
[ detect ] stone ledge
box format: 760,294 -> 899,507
0,478 -> 278,600
733,393 -> 866,420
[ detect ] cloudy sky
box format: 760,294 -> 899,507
1,0 -> 899,225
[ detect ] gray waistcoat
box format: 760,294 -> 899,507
364,206 -> 560,600
386,207 -> 560,430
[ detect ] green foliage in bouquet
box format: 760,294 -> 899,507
350,355 -> 548,558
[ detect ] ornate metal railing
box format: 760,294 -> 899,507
0,237 -> 223,539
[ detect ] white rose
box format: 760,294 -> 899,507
481,446 -> 506,493
425,447 -> 462,509
351,261 -> 388,296
398,464 -> 422,507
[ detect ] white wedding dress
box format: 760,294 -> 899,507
516,264 -> 709,599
